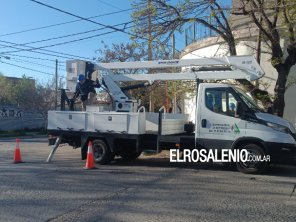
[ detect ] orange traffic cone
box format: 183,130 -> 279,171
13,138 -> 23,164
84,141 -> 96,170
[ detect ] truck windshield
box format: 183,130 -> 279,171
233,87 -> 264,112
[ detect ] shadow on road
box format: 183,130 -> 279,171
108,156 -> 296,177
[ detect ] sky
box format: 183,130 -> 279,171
0,0 -> 234,85
0,0 -> 189,85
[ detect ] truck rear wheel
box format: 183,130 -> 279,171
236,143 -> 268,174
92,139 -> 112,164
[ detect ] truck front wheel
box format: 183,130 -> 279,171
92,140 -> 112,164
236,143 -> 268,174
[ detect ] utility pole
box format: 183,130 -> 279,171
148,0 -> 153,112
147,0 -> 153,62
166,33 -> 176,112
255,0 -> 263,91
172,33 -> 176,59
172,33 -> 177,113
55,59 -> 58,110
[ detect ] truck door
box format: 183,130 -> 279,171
197,86 -> 246,150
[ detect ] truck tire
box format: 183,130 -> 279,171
92,139 -> 112,164
120,151 -> 142,161
236,143 -> 268,174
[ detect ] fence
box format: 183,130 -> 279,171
0,106 -> 45,131
184,13 -> 229,46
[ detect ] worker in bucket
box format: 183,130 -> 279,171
229,102 -> 236,117
73,74 -> 101,111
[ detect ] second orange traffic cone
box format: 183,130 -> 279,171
84,141 -> 96,170
13,138 -> 23,164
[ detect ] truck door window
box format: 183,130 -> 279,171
205,89 -> 223,113
228,93 -> 238,117
205,89 -> 238,117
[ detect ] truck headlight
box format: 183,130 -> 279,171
266,122 -> 289,134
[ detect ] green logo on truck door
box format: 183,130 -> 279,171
232,123 -> 240,134
208,123 -> 240,134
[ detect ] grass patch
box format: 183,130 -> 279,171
0,128 -> 47,137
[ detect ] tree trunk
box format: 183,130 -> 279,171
272,44 -> 296,117
273,65 -> 289,117
228,36 -> 237,55
225,35 -> 272,105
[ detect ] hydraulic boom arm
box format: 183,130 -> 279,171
66,55 -> 264,112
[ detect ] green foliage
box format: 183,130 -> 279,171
0,75 -> 13,105
0,127 -> 46,137
0,75 -> 56,118
282,0 -> 296,22
96,41 -> 195,112
97,41 -> 147,64
271,57 -> 283,67
11,75 -> 36,106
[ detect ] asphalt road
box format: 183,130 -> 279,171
0,137 -> 295,222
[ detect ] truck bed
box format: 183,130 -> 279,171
48,110 -> 189,136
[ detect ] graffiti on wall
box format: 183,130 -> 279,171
0,107 -> 23,118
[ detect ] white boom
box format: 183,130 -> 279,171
97,55 -> 264,81
66,55 -> 264,112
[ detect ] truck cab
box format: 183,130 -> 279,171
197,83 -> 296,173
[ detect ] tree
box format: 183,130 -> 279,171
96,41 -> 195,112
133,0 -> 236,53
232,0 -> 296,116
34,81 -> 57,119
96,41 -> 162,111
97,41 -> 148,64
10,75 -> 56,119
131,0 -> 274,109
0,74 -> 56,122
0,74 -> 13,105
167,80 -> 195,113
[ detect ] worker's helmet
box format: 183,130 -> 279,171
78,74 -> 85,81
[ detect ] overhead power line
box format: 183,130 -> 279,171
0,20 -> 133,50
1,1 -> 180,62
0,0 -> 148,38
97,0 -> 122,10
0,8 -> 174,55
29,0 -> 137,39
0,5 -> 174,53
3,53 -> 62,62
0,60 -> 56,76
3,54 -> 67,72
9,57 -> 66,71
0,24 -> 133,54
0,43 -> 73,60
0,8 -> 132,37
0,40 -> 94,60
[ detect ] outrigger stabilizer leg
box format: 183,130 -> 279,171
46,136 -> 62,163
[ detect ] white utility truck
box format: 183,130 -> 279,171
47,56 -> 296,173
